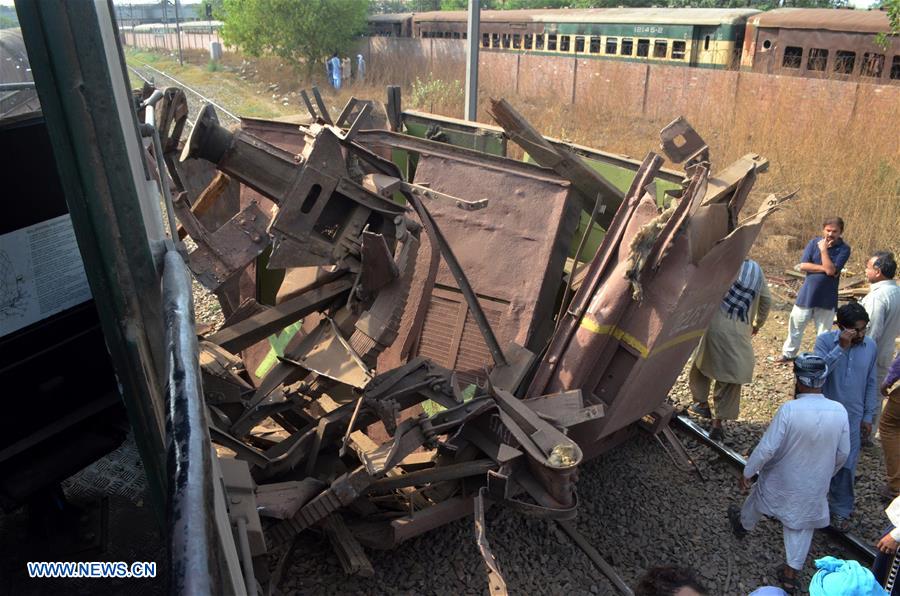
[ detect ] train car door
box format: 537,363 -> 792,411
692,26 -> 719,67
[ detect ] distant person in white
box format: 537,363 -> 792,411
729,353 -> 850,593
860,251 -> 900,430
356,54 -> 366,82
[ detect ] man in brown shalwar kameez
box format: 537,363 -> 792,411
689,258 -> 772,441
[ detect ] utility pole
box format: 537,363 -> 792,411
464,0 -> 480,122
173,0 -> 184,66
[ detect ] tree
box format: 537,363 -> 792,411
875,0 -> 900,49
221,0 -> 368,74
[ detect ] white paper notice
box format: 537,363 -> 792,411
0,214 -> 92,337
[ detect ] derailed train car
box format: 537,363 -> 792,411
156,83 -> 788,591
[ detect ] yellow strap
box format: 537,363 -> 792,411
579,317 -> 705,359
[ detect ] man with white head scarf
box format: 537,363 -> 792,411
356,54 -> 366,81
729,353 -> 851,594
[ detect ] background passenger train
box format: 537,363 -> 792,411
742,8 -> 899,84
409,9 -> 760,69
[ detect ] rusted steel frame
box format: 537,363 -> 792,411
209,426 -> 272,468
162,249 -> 221,595
406,192 -> 508,367
342,102 -> 372,142
645,166 -> 708,272
526,153 -> 663,397
206,277 -> 352,354
401,109 -> 685,183
299,90 -> 317,121
321,514 -> 375,577
267,467 -> 373,547
354,129 -> 568,183
368,459 -> 496,492
557,191 -> 603,330
556,520 -> 633,596
488,98 -> 623,226
474,488 -> 509,596
310,86 -> 333,125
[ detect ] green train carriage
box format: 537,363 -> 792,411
411,8 -> 761,69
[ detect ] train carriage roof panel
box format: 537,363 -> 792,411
413,8 -> 760,26
368,13 -> 414,23
748,8 -> 890,33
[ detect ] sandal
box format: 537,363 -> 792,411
775,565 -> 799,594
709,427 -> 725,442
727,505 -> 747,539
689,402 -> 712,419
830,514 -> 851,533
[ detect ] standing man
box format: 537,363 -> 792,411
356,54 -> 366,82
328,52 -> 342,90
729,353 -> 850,594
861,252 -> 900,434
880,353 -> 900,499
776,218 -> 851,363
814,302 -> 879,531
341,55 -> 351,85
689,258 -> 771,441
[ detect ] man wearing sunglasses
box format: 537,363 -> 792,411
814,302 -> 879,533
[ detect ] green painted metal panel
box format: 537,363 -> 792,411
556,22 -> 695,38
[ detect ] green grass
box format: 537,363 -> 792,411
124,48 -> 295,120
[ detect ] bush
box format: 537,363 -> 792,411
410,77 -> 464,112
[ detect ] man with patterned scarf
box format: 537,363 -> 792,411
689,258 -> 772,441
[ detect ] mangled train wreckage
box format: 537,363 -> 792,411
152,85 -> 788,593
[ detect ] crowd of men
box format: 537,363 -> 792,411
326,52 -> 366,90
687,217 -> 899,594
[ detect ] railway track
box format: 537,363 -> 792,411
672,413 -> 879,566
127,60 -> 241,124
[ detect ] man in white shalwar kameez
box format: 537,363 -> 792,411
729,353 -> 851,593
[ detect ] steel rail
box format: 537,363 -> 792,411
672,413 -> 878,565
129,60 -> 241,122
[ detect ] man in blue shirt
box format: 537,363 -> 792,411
777,217 -> 851,363
814,303 -> 878,532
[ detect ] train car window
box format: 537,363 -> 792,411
782,46 -> 803,69
807,48 -> 828,71
453,32 -> 461,39
672,41 -> 686,60
653,40 -> 668,59
524,34 -> 533,50
502,34 -> 511,49
575,36 -> 585,53
462,32 -> 467,40
548,34 -> 557,51
833,51 -> 856,75
861,52 -> 884,77
621,38 -> 634,56
704,35 -> 711,51
590,36 -> 601,53
605,37 -> 617,54
762,39 -> 773,50
513,34 -> 522,49
891,56 -> 900,80
492,33 -> 500,48
637,39 -> 650,58
536,34 -> 544,50
482,33 -> 490,48
560,35 -> 570,52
